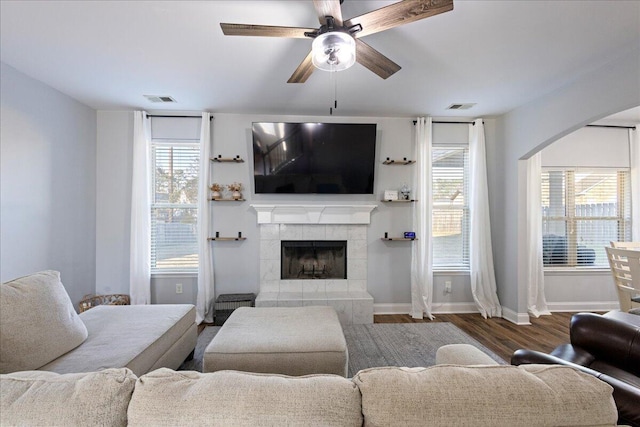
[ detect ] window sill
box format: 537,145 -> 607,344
433,270 -> 469,276
543,268 -> 610,276
151,272 -> 197,279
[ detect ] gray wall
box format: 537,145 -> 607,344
0,62 -> 97,308
492,45 -> 640,322
95,111 -> 133,296
95,112 -> 480,311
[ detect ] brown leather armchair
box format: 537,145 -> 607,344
511,311 -> 640,427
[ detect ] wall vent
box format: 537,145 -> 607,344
447,103 -> 476,110
144,95 -> 176,103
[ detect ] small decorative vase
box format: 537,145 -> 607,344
232,190 -> 242,200
212,191 -> 221,200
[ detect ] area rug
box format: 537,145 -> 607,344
180,322 -> 506,376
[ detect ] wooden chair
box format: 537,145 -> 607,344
605,246 -> 640,312
610,241 -> 640,250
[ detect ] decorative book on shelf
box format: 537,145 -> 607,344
382,157 -> 415,165
211,155 -> 244,163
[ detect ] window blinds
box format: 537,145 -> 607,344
432,146 -> 470,270
150,141 -> 200,273
541,168 -> 631,268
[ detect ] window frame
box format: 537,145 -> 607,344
541,166 -> 632,271
431,143 -> 471,272
149,138 -> 200,275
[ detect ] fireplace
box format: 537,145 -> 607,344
251,205 -> 376,325
281,240 -> 347,280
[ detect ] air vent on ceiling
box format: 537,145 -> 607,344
447,103 -> 476,110
144,95 -> 176,103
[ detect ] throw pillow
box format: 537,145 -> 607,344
353,364 -> 617,427
0,368 -> 136,427
128,368 -> 362,426
0,270 -> 88,373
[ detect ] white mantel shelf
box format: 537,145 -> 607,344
251,204 -> 377,225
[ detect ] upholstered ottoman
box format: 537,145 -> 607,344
203,306 -> 348,377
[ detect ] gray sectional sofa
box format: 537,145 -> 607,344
0,270 -> 196,377
1,348 -> 620,426
0,272 -> 621,426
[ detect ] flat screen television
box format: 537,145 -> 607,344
252,122 -> 377,194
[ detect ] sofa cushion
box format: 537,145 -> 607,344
40,304 -> 196,376
0,270 -> 88,373
0,368 -> 136,427
353,364 -> 618,427
128,368 -> 362,426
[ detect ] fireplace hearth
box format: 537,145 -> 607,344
281,240 -> 347,280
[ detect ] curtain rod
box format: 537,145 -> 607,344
145,114 -> 213,120
412,120 -> 480,125
586,124 -> 636,130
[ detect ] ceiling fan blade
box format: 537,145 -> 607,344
287,51 -> 315,83
313,0 -> 343,26
345,0 -> 453,38
355,39 -> 401,79
220,23 -> 315,38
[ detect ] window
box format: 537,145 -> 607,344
432,145 -> 470,270
541,168 -> 631,268
150,139 -> 200,274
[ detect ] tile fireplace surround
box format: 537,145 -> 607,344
252,205 -> 376,325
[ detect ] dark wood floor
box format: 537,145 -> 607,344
374,312 -> 577,362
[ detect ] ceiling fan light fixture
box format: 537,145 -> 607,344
311,31 -> 356,72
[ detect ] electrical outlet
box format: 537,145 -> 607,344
175,283 -> 183,294
444,281 -> 452,294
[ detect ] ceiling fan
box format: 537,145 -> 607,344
220,0 -> 453,83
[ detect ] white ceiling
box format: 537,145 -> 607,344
1,0 -> 639,120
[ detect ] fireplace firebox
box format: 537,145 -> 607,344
281,240 -> 347,280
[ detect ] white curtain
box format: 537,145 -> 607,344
469,119 -> 502,318
129,111 -> 151,305
631,126 -> 640,242
410,117 -> 434,319
196,113 -> 215,324
525,152 -> 550,317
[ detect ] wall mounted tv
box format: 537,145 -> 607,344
252,122 -> 377,194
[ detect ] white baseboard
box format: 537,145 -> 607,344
501,307 -> 531,325
374,302 -> 480,316
546,301 -> 618,312
373,303 -> 411,315
374,301 -> 618,324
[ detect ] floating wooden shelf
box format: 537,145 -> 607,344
381,237 -> 418,241
381,199 -> 417,203
382,158 -> 415,165
208,232 -> 246,241
208,237 -> 247,241
210,198 -> 246,202
211,155 -> 244,163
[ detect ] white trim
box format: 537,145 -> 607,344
546,301 -> 618,312
375,302 -> 479,316
151,272 -> 197,279
544,268 -> 610,276
501,307 -> 531,325
374,303 -> 411,315
251,204 -> 377,224
432,302 -> 479,314
376,301 -> 618,323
